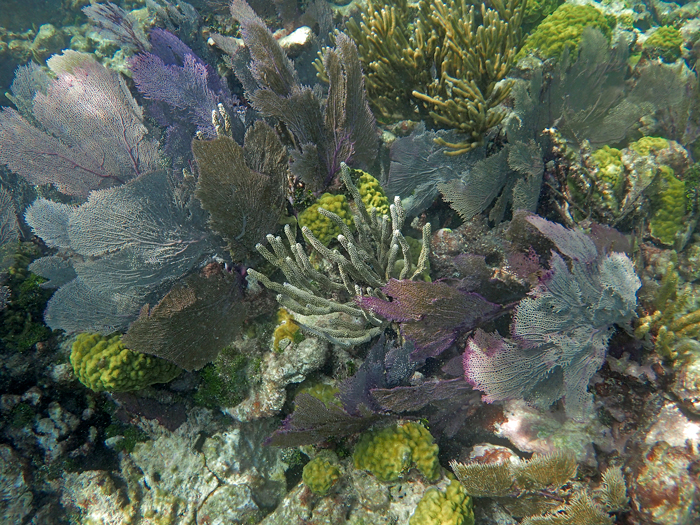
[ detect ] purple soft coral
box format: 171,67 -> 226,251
130,29 -> 238,138
463,216 -> 640,419
358,279 -> 502,363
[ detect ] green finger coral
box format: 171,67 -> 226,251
302,454 -> 342,495
643,26 -> 683,63
298,193 -> 353,246
517,4 -> 613,60
409,478 -> 474,525
353,421 -> 440,482
71,333 -> 181,392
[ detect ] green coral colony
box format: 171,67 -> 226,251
2,0 -> 700,522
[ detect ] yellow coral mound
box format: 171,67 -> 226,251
71,333 -> 181,392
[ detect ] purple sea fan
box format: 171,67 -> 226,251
358,279 -> 502,363
129,29 -> 238,138
0,51 -> 160,196
463,216 -> 641,419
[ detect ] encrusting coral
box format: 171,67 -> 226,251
70,333 -> 181,392
353,421 -> 440,482
248,163 -> 431,347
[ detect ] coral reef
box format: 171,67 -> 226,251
562,136 -> 694,245
353,421 -> 440,482
70,333 -> 181,392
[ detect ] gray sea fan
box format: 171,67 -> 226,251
464,216 -> 640,418
229,0 -> 377,192
386,123 -> 485,218
26,170 -> 218,333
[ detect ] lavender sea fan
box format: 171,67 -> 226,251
463,216 -> 640,419
0,51 -> 160,196
129,29 -> 240,139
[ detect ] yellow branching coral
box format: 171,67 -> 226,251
635,255 -> 700,362
413,0 -> 524,154
347,0 -> 525,153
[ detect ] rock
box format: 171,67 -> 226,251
31,24 -> 65,61
201,419 -> 287,510
495,399 -> 613,467
0,445 -> 33,523
278,26 -> 314,57
228,336 -> 328,421
629,441 -> 700,525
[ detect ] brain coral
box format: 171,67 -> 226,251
71,333 -> 181,392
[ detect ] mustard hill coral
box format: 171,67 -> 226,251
649,166 -> 687,246
302,454 -> 342,495
643,26 -> 684,63
70,333 -> 181,392
517,4 -> 612,60
357,169 -> 390,217
353,421 -> 440,482
409,478 -> 474,525
298,193 -> 353,246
